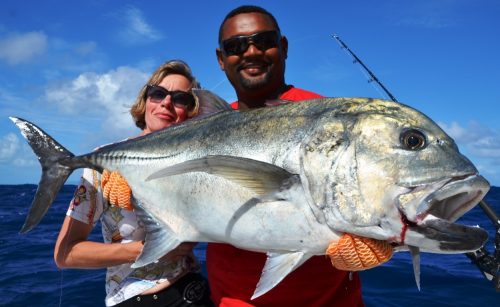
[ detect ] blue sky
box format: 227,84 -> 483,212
1,0 -> 499,186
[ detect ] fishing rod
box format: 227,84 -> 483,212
332,33 -> 500,291
332,34 -> 398,102
467,201 -> 500,291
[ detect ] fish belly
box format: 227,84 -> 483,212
131,172 -> 337,255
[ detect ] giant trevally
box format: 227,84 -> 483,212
10,91 -> 489,298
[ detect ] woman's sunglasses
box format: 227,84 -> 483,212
146,85 -> 195,109
220,30 -> 281,56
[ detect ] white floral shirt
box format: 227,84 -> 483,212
67,168 -> 200,306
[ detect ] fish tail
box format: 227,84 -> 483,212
9,117 -> 75,233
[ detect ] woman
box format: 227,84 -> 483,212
54,60 -> 213,307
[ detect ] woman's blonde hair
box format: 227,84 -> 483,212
130,60 -> 200,129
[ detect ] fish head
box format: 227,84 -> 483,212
300,98 -> 489,253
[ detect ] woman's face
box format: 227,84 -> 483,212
143,74 -> 192,135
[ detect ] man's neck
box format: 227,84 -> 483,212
236,83 -> 289,110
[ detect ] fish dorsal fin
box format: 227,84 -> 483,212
192,89 -> 233,117
264,99 -> 292,107
131,196 -> 181,268
147,155 -> 295,196
251,252 -> 312,299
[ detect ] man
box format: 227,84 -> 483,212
207,5 -> 364,307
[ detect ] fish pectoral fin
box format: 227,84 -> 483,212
147,155 -> 297,196
131,197 -> 181,268
251,251 -> 312,300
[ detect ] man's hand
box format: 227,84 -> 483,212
326,233 -> 393,271
101,170 -> 133,210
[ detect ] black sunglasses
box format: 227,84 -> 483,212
145,85 -> 195,109
220,30 -> 281,56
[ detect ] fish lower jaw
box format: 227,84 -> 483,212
396,213 -> 488,253
390,207 -> 486,251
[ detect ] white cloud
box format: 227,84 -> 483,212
74,41 -> 97,55
119,6 -> 163,44
12,157 -> 37,167
441,121 -> 500,159
44,66 -> 149,138
0,133 -> 37,167
440,121 -> 500,186
0,31 -> 48,65
0,133 -> 20,162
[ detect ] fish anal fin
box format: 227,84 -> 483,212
251,252 -> 312,299
131,197 -> 181,268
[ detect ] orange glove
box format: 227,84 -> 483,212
326,233 -> 393,271
101,170 -> 133,211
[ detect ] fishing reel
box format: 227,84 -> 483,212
466,201 -> 500,292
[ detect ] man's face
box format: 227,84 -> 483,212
217,13 -> 288,96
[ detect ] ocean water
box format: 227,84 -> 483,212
1,185 -> 498,307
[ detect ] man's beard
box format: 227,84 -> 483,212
237,69 -> 272,90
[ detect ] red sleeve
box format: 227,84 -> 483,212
279,86 -> 323,100
229,86 -> 322,109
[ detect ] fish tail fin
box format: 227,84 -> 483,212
9,117 -> 75,233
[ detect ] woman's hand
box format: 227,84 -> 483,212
55,216 -> 144,268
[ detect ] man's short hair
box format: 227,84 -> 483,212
218,5 -> 281,43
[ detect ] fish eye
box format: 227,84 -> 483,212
400,129 -> 427,150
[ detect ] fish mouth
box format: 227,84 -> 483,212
397,174 -> 489,253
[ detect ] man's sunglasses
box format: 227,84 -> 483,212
146,85 -> 195,109
220,30 -> 281,56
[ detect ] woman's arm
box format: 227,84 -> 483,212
54,169 -> 196,270
54,215 -> 143,269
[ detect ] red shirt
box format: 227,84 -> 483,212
207,86 -> 364,307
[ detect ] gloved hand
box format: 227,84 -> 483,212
101,170 -> 133,211
326,233 -> 393,271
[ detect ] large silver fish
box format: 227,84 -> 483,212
10,91 -> 489,298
